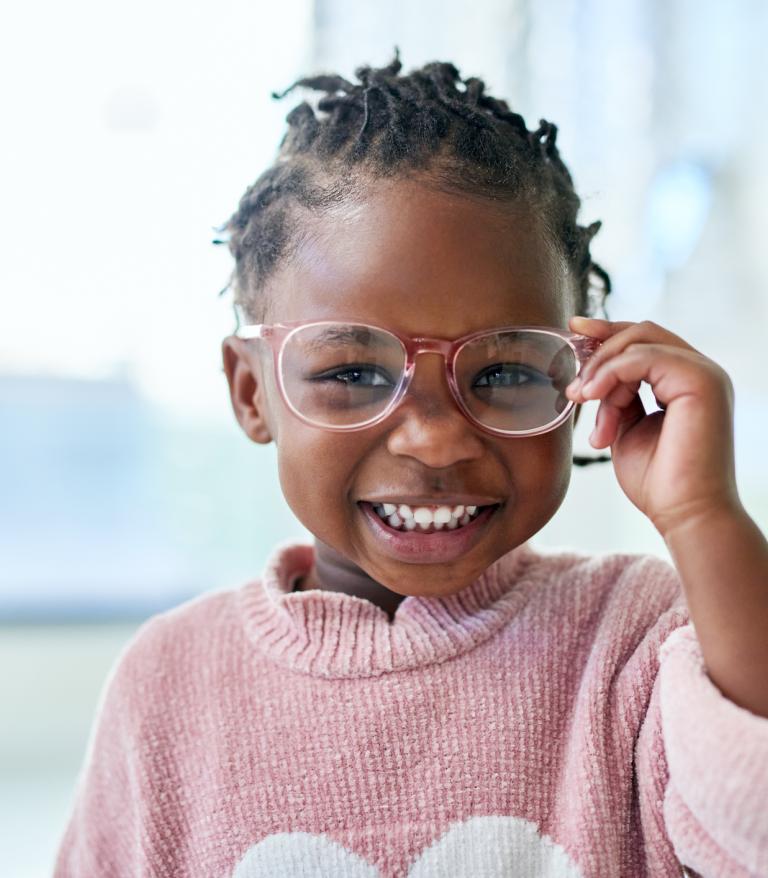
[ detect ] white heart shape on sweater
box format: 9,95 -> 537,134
407,816 -> 583,877
232,831 -> 380,877
232,815 -> 583,877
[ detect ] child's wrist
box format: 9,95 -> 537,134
655,493 -> 745,544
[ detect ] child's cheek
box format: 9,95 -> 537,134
274,429 -> 354,532
510,428 -> 574,527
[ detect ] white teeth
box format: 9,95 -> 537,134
370,500 -> 490,533
406,504 -> 470,525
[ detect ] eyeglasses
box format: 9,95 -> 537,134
234,319 -> 601,437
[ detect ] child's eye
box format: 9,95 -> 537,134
312,365 -> 395,387
474,363 -> 546,388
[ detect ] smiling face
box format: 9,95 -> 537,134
222,177 -> 581,600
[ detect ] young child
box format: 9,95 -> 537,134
54,49 -> 768,877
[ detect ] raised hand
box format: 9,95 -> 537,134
564,316 -> 739,538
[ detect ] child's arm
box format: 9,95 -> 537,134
566,315 -> 768,719
660,501 -> 768,717
566,316 -> 768,874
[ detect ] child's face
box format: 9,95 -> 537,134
223,178 -> 580,598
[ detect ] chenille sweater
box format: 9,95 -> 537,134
53,539 -> 768,877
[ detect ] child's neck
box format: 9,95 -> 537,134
295,538 -> 405,622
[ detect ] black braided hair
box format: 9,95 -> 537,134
214,47 -> 613,466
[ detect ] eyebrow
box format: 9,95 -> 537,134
303,325 -> 377,350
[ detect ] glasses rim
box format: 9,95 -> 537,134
233,319 -> 601,437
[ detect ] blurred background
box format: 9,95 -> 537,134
2,0 -> 767,873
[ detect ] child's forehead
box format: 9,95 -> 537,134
270,187 -> 573,331
300,179 -> 557,270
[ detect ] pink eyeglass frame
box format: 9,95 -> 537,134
234,319 -> 602,438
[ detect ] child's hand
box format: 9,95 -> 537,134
565,316 -> 740,538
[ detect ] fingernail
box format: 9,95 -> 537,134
581,379 -> 595,396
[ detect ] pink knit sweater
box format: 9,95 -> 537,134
53,539 -> 768,877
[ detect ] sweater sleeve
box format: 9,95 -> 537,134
655,623 -> 768,876
631,569 -> 768,876
52,618 -> 160,877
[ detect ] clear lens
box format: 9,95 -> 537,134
280,323 -> 406,427
455,330 -> 576,432
280,324 -> 576,433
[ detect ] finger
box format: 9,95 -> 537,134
571,343 -> 705,409
589,398 -> 621,448
569,316 -> 637,341
603,376 -> 642,410
569,355 -> 644,442
566,354 -> 642,406
571,320 -> 699,387
589,391 -> 646,448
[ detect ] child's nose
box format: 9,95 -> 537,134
406,351 -> 458,409
385,353 -> 484,463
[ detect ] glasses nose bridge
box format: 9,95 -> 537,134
404,337 -> 460,411
409,336 -> 455,367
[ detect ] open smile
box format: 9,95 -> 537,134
357,500 -> 502,564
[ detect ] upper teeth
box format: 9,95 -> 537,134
374,502 -> 480,530
381,502 -> 477,519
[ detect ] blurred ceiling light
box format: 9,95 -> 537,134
646,159 -> 712,271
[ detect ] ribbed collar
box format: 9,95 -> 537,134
238,540 -> 538,679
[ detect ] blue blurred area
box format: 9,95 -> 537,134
1,373 -> 179,617
646,160 -> 713,271
0,372 -> 299,621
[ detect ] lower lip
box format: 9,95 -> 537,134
358,501 -> 501,563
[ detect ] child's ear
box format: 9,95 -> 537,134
221,337 -> 274,444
